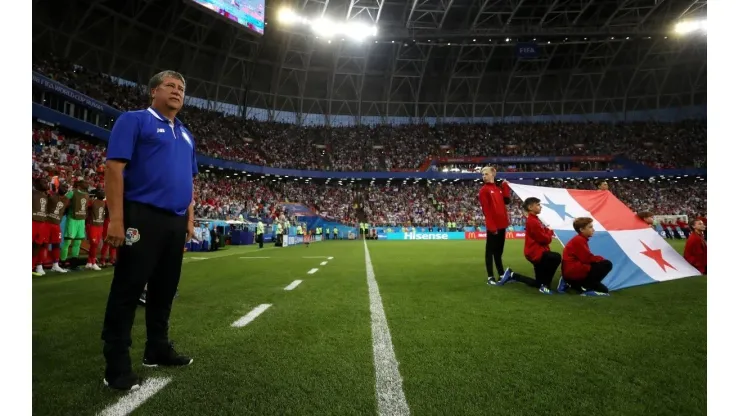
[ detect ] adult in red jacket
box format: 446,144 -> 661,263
683,218 -> 707,275
498,197 -> 562,295
561,217 -> 612,296
478,166 -> 511,285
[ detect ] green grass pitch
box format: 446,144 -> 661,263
32,239 -> 706,415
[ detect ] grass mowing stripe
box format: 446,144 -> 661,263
307,268 -> 319,274
231,304 -> 272,328
284,280 -> 303,291
363,239 -> 410,416
97,377 -> 171,416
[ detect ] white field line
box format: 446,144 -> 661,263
307,268 -> 319,274
231,304 -> 272,328
327,256 -> 334,260
284,280 -> 303,291
362,239 -> 410,416
97,377 -> 171,416
320,261 -> 328,266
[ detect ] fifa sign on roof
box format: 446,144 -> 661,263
516,43 -> 540,59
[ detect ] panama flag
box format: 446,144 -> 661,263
508,183 -> 702,291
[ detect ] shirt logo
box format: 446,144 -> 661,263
157,128 -> 166,133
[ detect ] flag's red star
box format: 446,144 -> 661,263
639,240 -> 677,272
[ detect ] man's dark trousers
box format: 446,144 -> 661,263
485,228 -> 506,278
101,201 -> 187,374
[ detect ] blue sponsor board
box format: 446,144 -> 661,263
385,232 -> 466,241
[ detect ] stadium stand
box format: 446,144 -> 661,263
34,56 -> 706,172
34,123 -> 706,229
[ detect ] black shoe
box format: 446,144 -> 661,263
143,342 -> 193,367
103,371 -> 141,391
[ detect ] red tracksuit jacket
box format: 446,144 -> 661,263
562,234 -> 605,280
478,181 -> 511,231
524,213 -> 553,264
683,232 -> 707,274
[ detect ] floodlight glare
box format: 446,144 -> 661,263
278,8 -> 300,25
674,19 -> 707,35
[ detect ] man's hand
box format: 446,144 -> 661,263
106,220 -> 126,247
186,221 -> 195,242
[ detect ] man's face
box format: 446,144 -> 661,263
152,76 -> 185,111
529,202 -> 542,215
644,216 -> 654,225
693,220 -> 706,231
599,182 -> 609,191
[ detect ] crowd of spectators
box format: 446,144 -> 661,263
357,177 -> 706,228
32,123 -> 106,189
34,55 -> 707,172
31,122 -> 707,229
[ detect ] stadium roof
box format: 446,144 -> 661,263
33,0 -> 707,121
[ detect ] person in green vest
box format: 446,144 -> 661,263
256,220 -> 264,249
333,227 -> 339,240
60,180 -> 89,265
316,226 -> 322,241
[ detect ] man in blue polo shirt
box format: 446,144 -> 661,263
100,70 -> 197,391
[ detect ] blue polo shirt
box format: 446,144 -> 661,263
107,107 -> 198,216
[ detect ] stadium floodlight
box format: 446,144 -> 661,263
278,8 -> 301,25
311,18 -> 340,38
674,19 -> 707,35
278,7 -> 377,41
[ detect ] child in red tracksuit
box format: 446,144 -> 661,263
478,166 -> 512,285
561,217 -> 612,296
683,218 -> 707,275
497,197 -> 561,295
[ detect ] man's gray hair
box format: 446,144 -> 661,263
148,70 -> 186,91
